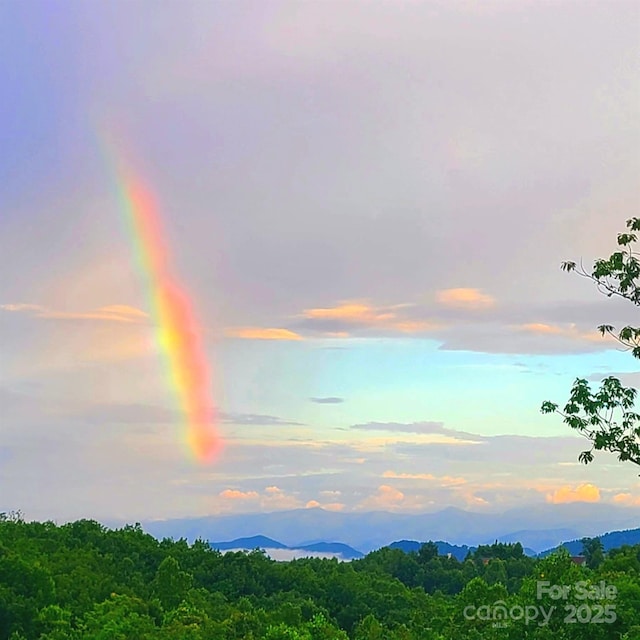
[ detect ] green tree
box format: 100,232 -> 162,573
542,217 -> 640,468
77,594 -> 157,640
417,542 -> 438,563
581,536 -> 604,570
483,559 -> 508,587
306,613 -> 348,640
353,615 -> 384,640
151,556 -> 193,611
601,544 -> 640,574
36,605 -> 73,640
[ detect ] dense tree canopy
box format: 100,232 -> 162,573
0,513 -> 638,639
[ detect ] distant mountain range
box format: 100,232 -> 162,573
540,527 -> 640,557
209,535 -> 363,560
208,527 -> 640,563
139,503 -> 640,554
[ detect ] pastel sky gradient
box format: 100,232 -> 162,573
1,1 -> 640,523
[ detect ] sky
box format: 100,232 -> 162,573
1,1 -> 640,524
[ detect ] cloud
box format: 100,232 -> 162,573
437,323 -> 614,355
458,490 -> 490,508
99,305 -> 149,319
0,302 -> 156,368
221,413 -> 304,426
257,548 -> 351,561
546,483 -> 601,504
260,486 -> 301,510
219,489 -> 260,501
2,391 -> 634,521
218,294 -> 623,356
517,322 -> 614,344
304,303 -> 373,321
1,303 -> 149,324
382,471 -> 466,486
612,492 -> 640,506
436,288 -> 495,309
0,303 -> 45,313
225,327 -> 303,340
265,485 -> 282,494
222,294 -> 628,355
351,421 -> 445,434
306,497 -> 345,511
322,502 -> 346,511
350,421 -> 483,443
361,484 -> 405,509
310,397 -> 344,404
390,433 -> 595,468
298,300 -> 438,336
216,485 -> 302,512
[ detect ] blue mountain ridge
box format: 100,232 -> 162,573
539,527 -> 640,557
210,535 -> 289,551
209,535 -> 364,559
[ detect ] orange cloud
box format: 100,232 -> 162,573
518,323 -> 615,344
219,489 -> 260,500
216,486 -> 301,511
360,484 -> 405,510
460,490 -> 490,507
304,302 -> 389,322
436,288 -> 495,309
261,487 -> 300,510
305,497 -> 345,511
264,485 -> 283,494
302,300 -> 437,334
377,484 -> 405,504
521,323 -> 563,335
392,320 -> 435,333
322,502 -> 346,511
96,305 -> 149,319
225,327 -> 303,340
42,305 -> 149,323
612,492 -> 640,506
1,302 -> 149,323
546,483 -> 600,504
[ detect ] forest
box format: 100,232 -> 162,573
0,512 -> 639,639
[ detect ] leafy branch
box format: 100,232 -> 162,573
542,217 -> 640,469
561,217 -> 640,357
542,377 -> 640,466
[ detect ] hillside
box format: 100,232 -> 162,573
2,515 -> 639,639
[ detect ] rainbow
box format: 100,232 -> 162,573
108,151 -> 220,464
